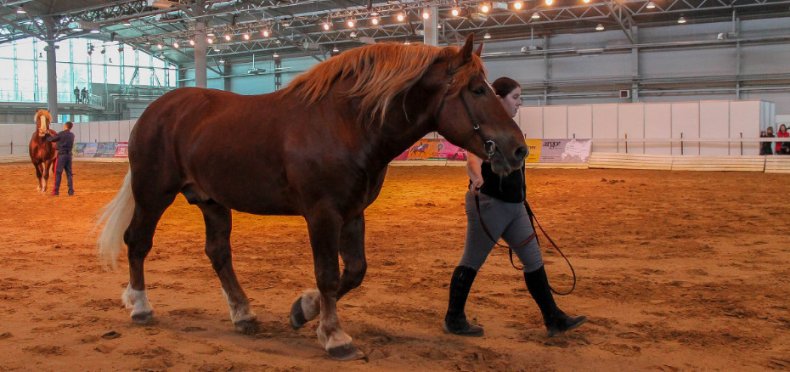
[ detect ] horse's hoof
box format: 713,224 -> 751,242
131,311 -> 153,325
289,297 -> 308,330
327,343 -> 365,361
234,319 -> 260,335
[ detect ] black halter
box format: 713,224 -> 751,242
437,72 -> 498,161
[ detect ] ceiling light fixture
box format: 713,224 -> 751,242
370,17 -> 379,25
480,3 -> 490,13
261,29 -> 270,37
207,37 -> 214,44
513,1 -> 524,10
157,43 -> 163,50
90,29 -> 100,34
451,7 -> 460,16
595,23 -> 604,31
422,8 -> 430,19
273,52 -> 280,58
346,18 -> 355,28
483,32 -> 491,39
123,20 -> 132,26
531,12 -> 540,19
583,0 -> 591,3
189,39 -> 195,46
397,12 -> 406,22
332,46 -> 339,53
224,34 -> 232,41
173,41 -> 179,48
678,15 -> 687,24
322,22 -> 331,30
16,6 -> 26,14
243,32 -> 250,40
545,0 -> 554,5
646,1 -> 656,9
219,58 -> 225,63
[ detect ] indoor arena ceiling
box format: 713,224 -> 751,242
2,0 -> 790,64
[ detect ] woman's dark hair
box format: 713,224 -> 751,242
491,77 -> 520,97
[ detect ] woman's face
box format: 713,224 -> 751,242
781,125 -> 787,132
498,87 -> 522,118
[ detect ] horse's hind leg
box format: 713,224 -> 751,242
197,202 -> 258,334
290,214 -> 367,329
122,193 -> 176,324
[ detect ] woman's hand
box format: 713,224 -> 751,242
467,153 -> 484,191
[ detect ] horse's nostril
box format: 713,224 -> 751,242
515,146 -> 528,160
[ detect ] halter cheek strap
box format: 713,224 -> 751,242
438,73 -> 499,160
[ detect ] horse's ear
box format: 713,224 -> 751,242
460,34 -> 475,63
474,42 -> 483,57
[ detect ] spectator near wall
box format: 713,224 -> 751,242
760,127 -> 774,155
777,124 -> 790,155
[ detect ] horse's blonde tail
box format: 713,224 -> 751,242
97,170 -> 135,270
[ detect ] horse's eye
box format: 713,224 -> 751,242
472,87 -> 486,96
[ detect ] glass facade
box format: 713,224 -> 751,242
0,37 -> 177,111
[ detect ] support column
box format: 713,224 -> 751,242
423,6 -> 438,46
194,21 -> 208,88
630,26 -> 639,103
222,60 -> 231,91
45,39 -> 58,121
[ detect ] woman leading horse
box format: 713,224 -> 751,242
98,35 -> 527,360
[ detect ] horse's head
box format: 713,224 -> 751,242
426,35 -> 527,175
34,109 -> 52,137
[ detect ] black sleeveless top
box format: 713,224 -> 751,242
475,162 -> 526,203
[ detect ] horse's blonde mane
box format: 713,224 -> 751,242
35,109 -> 52,126
281,43 -> 451,125
34,109 -> 52,135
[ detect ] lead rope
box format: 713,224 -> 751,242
473,190 -> 577,295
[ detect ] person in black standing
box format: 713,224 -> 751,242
45,121 -> 75,196
760,126 -> 774,155
443,77 -> 586,338
81,87 -> 89,105
74,86 -> 81,103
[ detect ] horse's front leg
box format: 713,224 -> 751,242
290,214 -> 367,327
33,162 -> 43,192
304,209 -> 364,360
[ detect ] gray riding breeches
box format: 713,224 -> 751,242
458,190 -> 543,273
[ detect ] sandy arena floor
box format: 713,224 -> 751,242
0,162 -> 788,371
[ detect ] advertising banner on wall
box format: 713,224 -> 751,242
82,143 -> 97,157
96,142 -> 117,158
525,139 -> 543,163
536,139 -> 592,163
114,142 -> 129,158
394,139 -> 467,161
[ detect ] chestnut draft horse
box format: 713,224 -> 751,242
29,109 -> 58,193
98,35 -> 527,360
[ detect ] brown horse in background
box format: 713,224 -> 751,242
98,35 -> 527,360
29,109 -> 57,193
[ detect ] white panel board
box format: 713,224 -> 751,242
592,104 -> 618,153
520,107 -> 543,138
543,106 -> 567,138
88,121 -> 100,143
644,103 -> 671,155
568,105 -> 592,139
699,101 -> 730,155
119,121 -> 131,142
618,103 -> 645,154
729,101 -> 761,155
98,121 -> 112,142
671,102 -> 700,155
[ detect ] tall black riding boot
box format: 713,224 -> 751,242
444,266 -> 484,336
525,265 -> 587,337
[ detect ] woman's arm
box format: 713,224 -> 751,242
466,152 -> 484,190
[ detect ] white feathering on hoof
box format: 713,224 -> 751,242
97,170 -> 135,269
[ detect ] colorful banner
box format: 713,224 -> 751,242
395,139 -> 467,161
114,142 -> 129,158
525,139 -> 542,163
82,143 -> 97,157
535,139 -> 592,163
96,142 -> 117,158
